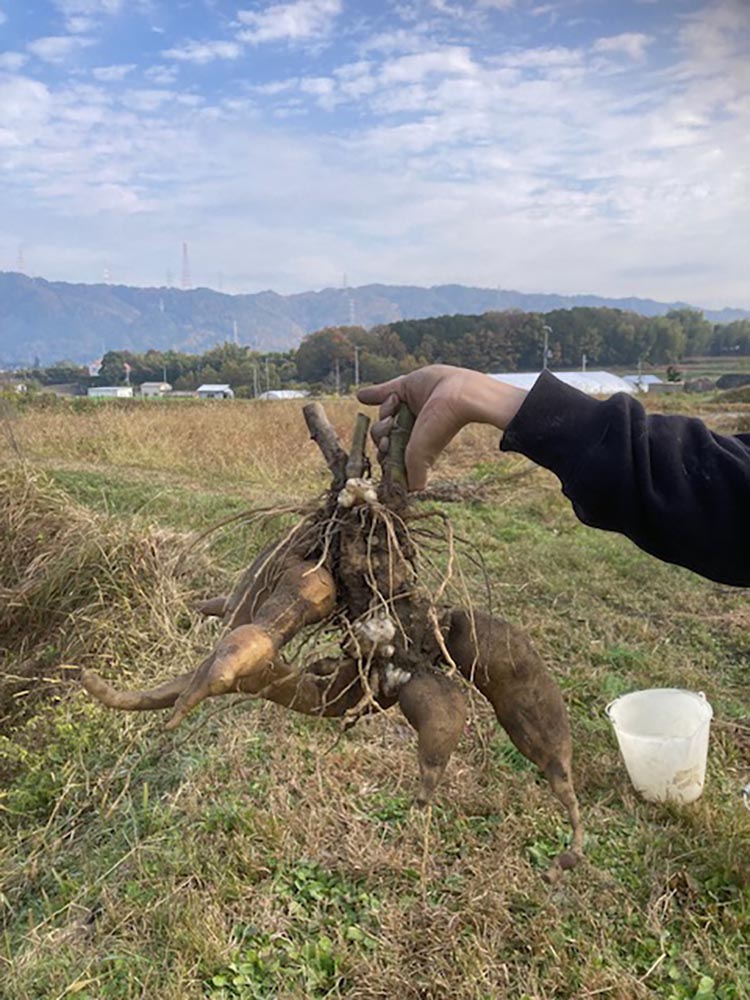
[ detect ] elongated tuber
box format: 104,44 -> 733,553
398,671 -> 467,805
446,608 -> 583,871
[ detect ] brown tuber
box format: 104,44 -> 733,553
398,672 -> 467,806
80,401 -> 584,878
446,608 -> 583,877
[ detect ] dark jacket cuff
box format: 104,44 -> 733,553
500,370 -> 605,479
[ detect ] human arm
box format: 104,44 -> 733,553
358,365 -> 750,587
501,370 -> 750,587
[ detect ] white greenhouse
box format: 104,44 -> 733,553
257,390 -> 310,401
489,370 -> 636,397
622,374 -> 664,393
87,386 -> 134,399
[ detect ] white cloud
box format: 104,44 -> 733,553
678,0 -> 750,67
66,16 -> 96,34
237,0 -> 342,45
428,0 -> 460,13
359,28 -> 430,55
0,74 -> 52,148
27,35 -> 94,63
2,0 -> 748,309
500,45 -> 583,69
162,40 -> 242,64
0,52 -> 29,72
380,48 -> 476,83
593,33 -> 653,61
53,1 -> 124,15
121,88 -> 181,112
91,63 -> 136,82
144,64 -> 178,85
299,76 -> 334,95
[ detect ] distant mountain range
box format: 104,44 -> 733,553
1,271 -> 748,365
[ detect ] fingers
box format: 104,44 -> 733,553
371,399 -> 460,490
356,377 -> 405,407
404,401 -> 461,491
370,414 -> 393,453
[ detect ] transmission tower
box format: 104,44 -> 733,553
342,272 -> 356,326
16,244 -> 25,274
181,242 -> 192,290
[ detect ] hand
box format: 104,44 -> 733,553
357,365 -> 527,490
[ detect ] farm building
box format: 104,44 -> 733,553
88,386 -> 134,399
197,384 -> 234,400
140,381 -> 172,398
257,390 -> 310,401
623,374 -> 664,393
489,370 -> 636,396
0,379 -> 27,393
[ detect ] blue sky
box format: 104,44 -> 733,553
0,0 -> 748,307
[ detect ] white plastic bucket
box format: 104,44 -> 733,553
606,688 -> 713,804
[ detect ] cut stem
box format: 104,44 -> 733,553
384,404 -> 416,492
346,412 -> 371,480
303,402 -> 348,488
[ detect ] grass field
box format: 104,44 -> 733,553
1,393 -> 749,1000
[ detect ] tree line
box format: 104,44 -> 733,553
12,307 -> 750,395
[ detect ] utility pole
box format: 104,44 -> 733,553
542,325 -> 552,370
581,352 -> 587,372
265,356 -> 270,391
353,345 -> 361,390
252,363 -> 259,398
334,358 -> 341,396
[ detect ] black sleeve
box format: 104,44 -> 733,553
500,370 -> 750,587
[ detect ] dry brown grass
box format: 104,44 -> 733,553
1,397 -> 750,1000
0,397 -> 512,497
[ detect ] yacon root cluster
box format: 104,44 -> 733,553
81,403 -> 583,879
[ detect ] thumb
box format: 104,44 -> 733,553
356,376 -> 406,406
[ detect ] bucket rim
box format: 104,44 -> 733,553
605,687 -> 713,737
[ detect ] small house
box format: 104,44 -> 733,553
0,379 -> 27,394
140,381 -> 172,398
88,386 -> 134,399
197,384 -> 234,400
